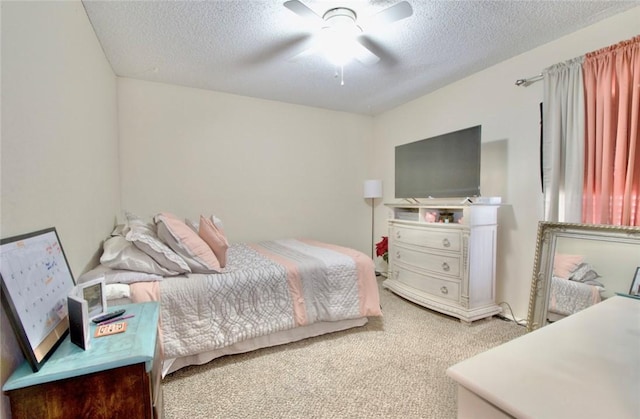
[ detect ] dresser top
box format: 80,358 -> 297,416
447,296 -> 640,418
385,197 -> 502,208
3,301 -> 159,391
385,203 -> 499,209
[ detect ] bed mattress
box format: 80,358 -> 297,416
124,239 -> 381,374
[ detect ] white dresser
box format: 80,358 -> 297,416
383,203 -> 501,323
447,296 -> 640,418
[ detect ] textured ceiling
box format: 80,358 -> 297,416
82,1 -> 639,115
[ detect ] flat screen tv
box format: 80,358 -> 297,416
395,125 -> 481,199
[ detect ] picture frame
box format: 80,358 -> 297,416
67,294 -> 90,350
527,222 -> 640,331
0,227 -> 76,372
630,267 -> 640,296
76,278 -> 107,320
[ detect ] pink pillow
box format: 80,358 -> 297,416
553,254 -> 584,279
199,215 -> 229,268
155,212 -> 221,273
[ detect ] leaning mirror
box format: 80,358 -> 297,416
527,222 -> 640,332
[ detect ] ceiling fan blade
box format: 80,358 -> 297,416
358,35 -> 399,67
242,34 -> 312,65
352,40 -> 380,66
288,44 -> 320,62
361,1 -> 413,29
283,0 -> 324,26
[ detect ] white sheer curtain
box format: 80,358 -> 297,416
542,57 -> 585,222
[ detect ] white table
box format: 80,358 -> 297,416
447,296 -> 640,419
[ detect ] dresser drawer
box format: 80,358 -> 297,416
392,225 -> 461,252
392,244 -> 462,278
392,267 -> 460,302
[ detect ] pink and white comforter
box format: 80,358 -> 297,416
133,239 -> 381,360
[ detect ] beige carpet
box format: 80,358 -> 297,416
162,278 -> 525,418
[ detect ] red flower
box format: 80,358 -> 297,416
375,236 -> 388,262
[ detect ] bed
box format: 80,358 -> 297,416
79,212 -> 382,376
547,254 -> 605,322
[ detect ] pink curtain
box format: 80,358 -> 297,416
582,36 -> 640,226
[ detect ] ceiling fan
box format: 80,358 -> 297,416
283,0 -> 413,67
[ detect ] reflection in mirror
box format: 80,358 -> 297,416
527,222 -> 640,332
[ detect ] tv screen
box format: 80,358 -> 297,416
395,125 -> 481,198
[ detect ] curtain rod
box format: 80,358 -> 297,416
515,73 -> 543,87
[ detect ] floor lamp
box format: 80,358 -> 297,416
364,180 -> 383,272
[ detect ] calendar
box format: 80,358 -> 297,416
0,228 -> 76,371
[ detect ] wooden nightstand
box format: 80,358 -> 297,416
3,302 -> 163,419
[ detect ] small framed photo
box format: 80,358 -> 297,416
67,294 -> 90,350
630,267 -> 640,296
76,278 -> 107,320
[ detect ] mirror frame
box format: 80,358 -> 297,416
527,221 -> 640,332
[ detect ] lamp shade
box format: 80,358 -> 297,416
364,180 -> 383,199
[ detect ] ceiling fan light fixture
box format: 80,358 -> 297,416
285,0 -> 412,68
322,7 -> 358,26
319,7 -> 362,66
321,37 -> 358,67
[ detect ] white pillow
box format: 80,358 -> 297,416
77,265 -> 163,285
100,236 -> 179,276
124,212 -> 191,274
105,284 -> 131,300
110,224 -> 126,237
105,270 -> 162,284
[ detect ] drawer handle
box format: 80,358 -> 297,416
440,286 -> 448,295
395,230 -> 401,239
395,251 -> 401,259
442,238 -> 451,248
442,262 -> 450,272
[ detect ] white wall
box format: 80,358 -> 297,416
0,2 -> 119,416
372,7 -> 640,321
1,4 -> 638,414
117,78 -> 374,253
